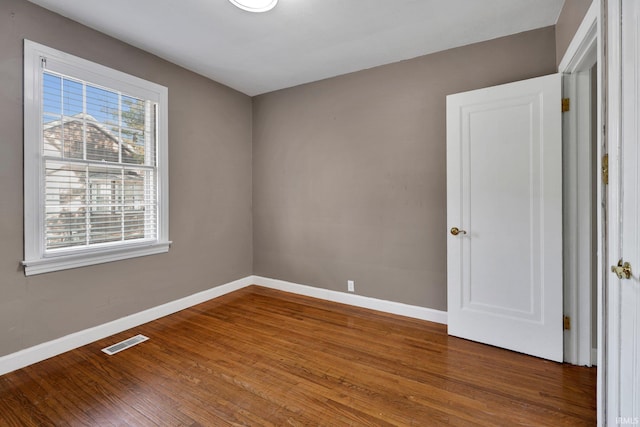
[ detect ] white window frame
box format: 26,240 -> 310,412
22,40 -> 170,276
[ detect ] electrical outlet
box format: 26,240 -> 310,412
347,280 -> 355,292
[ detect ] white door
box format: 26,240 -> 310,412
606,0 -> 640,422
446,73 -> 563,362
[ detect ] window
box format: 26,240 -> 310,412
23,40 -> 170,275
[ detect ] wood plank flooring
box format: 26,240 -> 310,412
0,285 -> 596,426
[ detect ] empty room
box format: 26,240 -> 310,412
0,0 -> 638,425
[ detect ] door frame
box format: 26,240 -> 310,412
557,0 -> 604,422
558,1 -> 599,367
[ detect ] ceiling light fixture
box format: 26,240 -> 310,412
228,0 -> 278,13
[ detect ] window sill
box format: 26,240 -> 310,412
22,241 -> 171,276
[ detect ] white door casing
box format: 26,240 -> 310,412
558,1 -> 603,420
447,73 -> 563,362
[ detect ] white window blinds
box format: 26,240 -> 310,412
42,71 -> 158,251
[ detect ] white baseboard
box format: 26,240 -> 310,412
250,275 -> 448,325
0,275 -> 446,376
0,276 -> 253,376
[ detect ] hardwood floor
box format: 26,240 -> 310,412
0,285 -> 596,426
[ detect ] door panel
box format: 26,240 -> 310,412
611,0 -> 640,419
447,73 -> 563,362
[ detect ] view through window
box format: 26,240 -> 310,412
42,71 -> 157,250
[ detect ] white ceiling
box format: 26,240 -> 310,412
27,0 -> 565,96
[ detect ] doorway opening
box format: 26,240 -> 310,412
559,0 -> 600,370
562,61 -> 599,368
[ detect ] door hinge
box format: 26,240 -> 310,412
563,316 -> 571,330
561,98 -> 570,112
602,154 -> 608,185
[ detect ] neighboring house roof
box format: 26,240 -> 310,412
43,113 -> 139,164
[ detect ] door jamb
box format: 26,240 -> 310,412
557,0 -> 603,423
561,70 -> 595,366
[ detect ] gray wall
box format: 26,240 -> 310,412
253,27 -> 557,311
0,1 -> 564,358
556,0 -> 594,65
0,0 -> 253,357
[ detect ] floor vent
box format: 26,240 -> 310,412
102,334 -> 149,355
